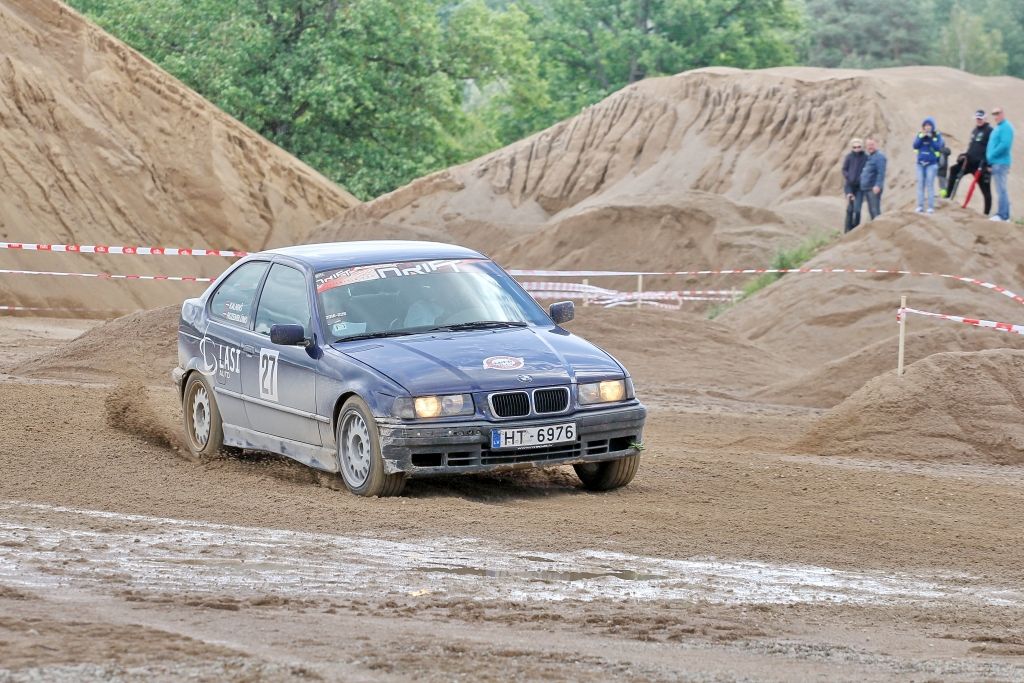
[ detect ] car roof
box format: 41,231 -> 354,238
261,241 -> 487,271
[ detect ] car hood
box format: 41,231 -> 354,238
331,326 -> 624,394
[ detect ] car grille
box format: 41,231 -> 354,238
490,391 -> 530,418
534,387 -> 569,413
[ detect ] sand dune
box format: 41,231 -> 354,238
796,349 -> 1024,464
0,0 -> 357,312
721,209 -> 1024,367
313,66 -> 1023,260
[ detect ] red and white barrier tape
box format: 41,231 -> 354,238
510,268 -> 1024,307
2,241 -> 1020,309
899,307 -> 1024,336
0,242 -> 247,257
528,290 -> 733,304
0,268 -> 213,282
0,305 -> 132,315
521,281 -> 738,296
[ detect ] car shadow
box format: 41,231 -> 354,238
208,448 -> 592,502
402,467 -> 586,503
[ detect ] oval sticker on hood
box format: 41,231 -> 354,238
483,356 -> 524,370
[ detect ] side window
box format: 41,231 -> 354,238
209,261 -> 269,327
254,264 -> 312,337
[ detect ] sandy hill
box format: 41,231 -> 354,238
720,209 -> 1024,368
0,0 -> 358,312
755,324 -> 1024,409
795,349 -> 1024,464
312,66 -> 1024,268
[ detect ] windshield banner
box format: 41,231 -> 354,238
315,259 -> 476,293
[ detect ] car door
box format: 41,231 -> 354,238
239,262 -> 322,445
203,260 -> 270,429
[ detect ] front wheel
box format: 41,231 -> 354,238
336,397 -> 405,497
574,454 -> 640,491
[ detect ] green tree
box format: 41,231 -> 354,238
525,0 -> 805,120
70,0 -> 542,199
804,0 -> 940,68
982,0 -> 1024,78
937,4 -> 1008,75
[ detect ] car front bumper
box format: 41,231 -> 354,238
172,367 -> 185,394
376,403 -> 646,477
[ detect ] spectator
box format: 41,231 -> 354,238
842,138 -> 868,232
913,117 -> 944,214
987,107 -> 1015,222
945,110 -> 993,214
859,137 -> 887,220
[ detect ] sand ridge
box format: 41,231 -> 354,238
0,0 -> 358,313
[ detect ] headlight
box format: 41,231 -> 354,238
393,394 -> 474,419
578,379 -> 628,405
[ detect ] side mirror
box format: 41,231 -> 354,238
549,301 -> 575,325
270,323 -> 309,346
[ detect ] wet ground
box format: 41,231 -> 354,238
2,318 -> 1024,681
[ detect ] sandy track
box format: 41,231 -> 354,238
3,320 -> 1024,680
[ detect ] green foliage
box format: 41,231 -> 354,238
524,0 -> 805,120
70,0 -> 537,199
804,0 -> 1023,77
69,1 -> 1022,201
804,0 -> 940,68
67,0 -> 809,198
937,4 -> 1008,75
982,0 -> 1024,78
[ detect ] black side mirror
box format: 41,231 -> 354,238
549,301 -> 575,325
270,323 -> 308,346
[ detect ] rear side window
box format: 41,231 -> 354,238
209,261 -> 269,327
254,264 -> 312,337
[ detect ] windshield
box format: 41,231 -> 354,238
315,258 -> 550,342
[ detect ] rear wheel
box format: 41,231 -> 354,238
574,454 -> 640,491
336,397 -> 405,497
183,373 -> 225,457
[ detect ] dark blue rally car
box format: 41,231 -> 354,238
174,241 -> 646,496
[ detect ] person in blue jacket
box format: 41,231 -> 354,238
913,117 -> 944,214
859,137 -> 887,220
986,107 -> 1015,221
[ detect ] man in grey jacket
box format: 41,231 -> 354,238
859,137 -> 887,220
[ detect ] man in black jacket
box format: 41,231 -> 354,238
945,110 -> 993,214
841,138 -> 868,232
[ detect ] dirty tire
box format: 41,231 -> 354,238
336,396 -> 405,497
182,373 -> 224,457
573,454 -> 640,491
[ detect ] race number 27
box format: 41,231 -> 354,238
259,349 -> 279,402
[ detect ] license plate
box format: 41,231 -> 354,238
491,423 -> 576,449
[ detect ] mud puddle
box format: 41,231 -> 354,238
1,500 -> 1020,607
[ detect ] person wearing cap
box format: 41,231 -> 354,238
859,137 -> 886,220
945,110 -> 993,214
986,107 -> 1015,221
913,117 -> 944,214
842,138 -> 868,232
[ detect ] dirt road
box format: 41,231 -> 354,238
2,317 -> 1023,681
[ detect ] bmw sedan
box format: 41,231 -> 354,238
173,241 -> 646,496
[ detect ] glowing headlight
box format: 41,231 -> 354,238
578,379 -> 628,405
394,394 -> 474,419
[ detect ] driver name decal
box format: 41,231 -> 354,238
483,356 -> 525,371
